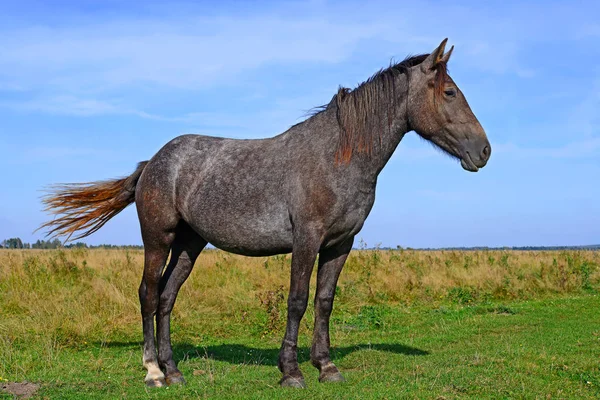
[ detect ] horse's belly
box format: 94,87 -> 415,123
206,224 -> 293,257
184,208 -> 294,257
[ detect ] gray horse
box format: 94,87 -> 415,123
40,39 -> 490,388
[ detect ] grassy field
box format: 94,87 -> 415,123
1,248 -> 599,399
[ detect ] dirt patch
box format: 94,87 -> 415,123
1,382 -> 40,399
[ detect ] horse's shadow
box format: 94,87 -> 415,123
178,342 -> 428,366
100,341 -> 428,366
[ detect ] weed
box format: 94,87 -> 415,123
257,286 -> 286,336
447,287 -> 477,305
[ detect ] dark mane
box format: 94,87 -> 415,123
309,53 -> 449,163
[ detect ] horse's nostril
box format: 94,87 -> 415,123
481,145 -> 490,160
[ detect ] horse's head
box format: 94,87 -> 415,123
407,39 -> 490,172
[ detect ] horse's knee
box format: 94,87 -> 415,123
140,281 -> 162,317
138,280 -> 146,301
316,294 -> 334,313
158,290 -> 177,317
288,295 -> 308,318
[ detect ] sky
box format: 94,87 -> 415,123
1,0 -> 599,248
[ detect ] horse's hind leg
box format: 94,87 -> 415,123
139,229 -> 175,387
156,222 -> 207,385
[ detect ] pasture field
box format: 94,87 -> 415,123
1,248 -> 599,399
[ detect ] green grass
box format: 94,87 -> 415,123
1,249 -> 599,399
3,297 -> 599,399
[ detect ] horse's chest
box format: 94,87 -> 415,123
323,190 -> 375,247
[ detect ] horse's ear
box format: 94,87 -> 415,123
440,45 -> 454,64
421,38 -> 448,73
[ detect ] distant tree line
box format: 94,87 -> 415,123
1,237 -> 598,251
395,245 -> 600,251
0,237 -> 143,249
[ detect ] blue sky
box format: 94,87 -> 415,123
1,0 -> 599,248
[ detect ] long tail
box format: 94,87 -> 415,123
38,161 -> 148,241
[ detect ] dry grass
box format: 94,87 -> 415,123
1,248 -> 599,398
0,248 -> 598,373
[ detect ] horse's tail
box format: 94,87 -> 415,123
38,161 -> 149,241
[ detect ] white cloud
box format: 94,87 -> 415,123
3,95 -> 119,116
0,15 -> 386,91
0,95 -> 179,120
0,1 -> 553,95
0,1 -> 590,124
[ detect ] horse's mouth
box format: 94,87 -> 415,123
460,152 -> 479,172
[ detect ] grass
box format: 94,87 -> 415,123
1,248 -> 599,399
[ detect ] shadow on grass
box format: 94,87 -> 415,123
98,341 -> 428,366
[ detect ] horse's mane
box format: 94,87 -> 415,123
309,53 -> 449,163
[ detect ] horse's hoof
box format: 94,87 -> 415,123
279,375 -> 306,388
166,374 -> 186,386
145,377 -> 167,388
319,371 -> 345,383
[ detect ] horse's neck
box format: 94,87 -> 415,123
327,77 -> 411,179
368,116 -> 410,177
331,105 -> 410,180
290,92 -> 410,181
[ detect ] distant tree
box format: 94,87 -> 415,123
30,239 -> 63,249
65,242 -> 88,249
1,238 -> 24,249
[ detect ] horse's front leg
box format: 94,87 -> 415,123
278,228 -> 321,388
311,237 -> 353,382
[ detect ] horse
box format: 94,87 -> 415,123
40,39 -> 491,388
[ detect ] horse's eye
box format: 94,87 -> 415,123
444,89 -> 456,97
